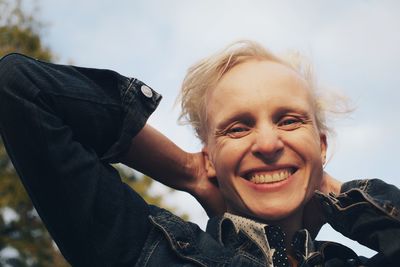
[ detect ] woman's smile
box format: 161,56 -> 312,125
247,168 -> 293,184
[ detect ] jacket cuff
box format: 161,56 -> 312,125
315,179 -> 400,248
101,78 -> 162,162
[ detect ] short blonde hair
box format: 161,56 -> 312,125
178,40 -> 332,144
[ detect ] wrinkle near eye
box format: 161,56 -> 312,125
215,112 -> 255,133
276,114 -> 314,131
215,121 -> 239,137
215,121 -> 252,139
214,128 -> 226,138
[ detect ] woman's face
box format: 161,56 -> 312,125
205,59 -> 326,221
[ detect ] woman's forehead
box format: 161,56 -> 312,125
206,60 -> 315,116
217,59 -> 306,87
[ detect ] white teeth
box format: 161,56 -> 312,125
249,169 -> 292,184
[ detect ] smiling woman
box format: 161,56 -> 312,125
179,40 -> 400,266
205,60 -> 327,225
0,41 -> 399,267
179,42 -> 336,228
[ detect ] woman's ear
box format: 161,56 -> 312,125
198,147 -> 226,217
320,134 -> 327,165
202,147 -> 216,178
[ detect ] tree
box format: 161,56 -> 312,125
0,0 -> 52,60
0,1 -> 187,266
0,1 -> 65,265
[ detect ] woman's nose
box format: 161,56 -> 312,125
251,126 -> 284,161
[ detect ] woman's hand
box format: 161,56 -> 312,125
303,171 -> 342,238
185,152 -> 226,218
122,125 -> 226,217
121,124 -> 226,218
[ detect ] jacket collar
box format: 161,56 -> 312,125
148,205 -> 233,266
207,212 -> 317,264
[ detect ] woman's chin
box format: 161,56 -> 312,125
254,211 -> 293,223
246,205 -> 303,224
227,197 -> 304,224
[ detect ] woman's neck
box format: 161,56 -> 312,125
265,208 -> 304,258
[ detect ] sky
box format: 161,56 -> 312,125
26,0 -> 400,258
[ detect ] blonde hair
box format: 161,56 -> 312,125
178,40 -> 342,144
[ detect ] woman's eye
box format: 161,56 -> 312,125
226,126 -> 249,137
229,127 -> 246,132
281,119 -> 298,125
278,117 -> 303,130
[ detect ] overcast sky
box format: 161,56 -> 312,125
33,0 -> 400,257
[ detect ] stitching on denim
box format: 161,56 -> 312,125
360,179 -> 369,192
122,78 -> 135,100
149,215 -> 210,266
236,229 -> 270,265
149,213 -> 230,264
135,227 -> 162,267
384,203 -> 399,217
235,250 -> 265,266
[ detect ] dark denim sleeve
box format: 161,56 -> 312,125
316,179 -> 400,265
0,53 -> 161,266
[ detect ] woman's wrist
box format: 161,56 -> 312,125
121,124 -> 196,191
180,152 -> 197,192
319,172 -> 343,197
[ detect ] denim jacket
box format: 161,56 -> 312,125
0,54 -> 399,267
134,179 -> 400,267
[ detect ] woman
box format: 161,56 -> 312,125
0,41 -> 399,266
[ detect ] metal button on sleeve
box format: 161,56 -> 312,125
141,85 -> 153,98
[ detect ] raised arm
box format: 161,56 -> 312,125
322,178 -> 400,265
305,172 -> 400,265
0,53 -> 226,266
0,54 -> 159,266
120,124 -> 226,218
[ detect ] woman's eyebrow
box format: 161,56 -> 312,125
273,106 -> 312,117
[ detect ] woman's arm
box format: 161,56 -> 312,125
0,53 -> 226,266
0,54 -> 158,266
315,176 -> 400,265
120,124 -> 226,217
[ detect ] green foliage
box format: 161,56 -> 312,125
118,167 -> 190,221
0,1 -> 70,265
0,24 -> 52,60
0,1 -> 188,266
0,0 -> 52,60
